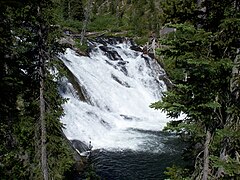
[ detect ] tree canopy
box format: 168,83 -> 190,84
0,0 -> 73,179
151,0 -> 240,179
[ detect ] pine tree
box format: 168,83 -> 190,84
0,0 -> 74,179
151,0 -> 240,179
63,0 -> 84,20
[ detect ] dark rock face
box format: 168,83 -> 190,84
99,46 -> 123,61
148,53 -> 155,59
141,55 -> 151,68
117,61 -> 129,66
130,45 -> 142,52
95,36 -> 129,45
120,114 -> 141,121
59,60 -> 89,102
160,27 -> 176,36
159,74 -> 174,90
90,37 -> 134,76
71,139 -> 89,153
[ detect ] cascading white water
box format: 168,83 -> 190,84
59,38 -> 174,151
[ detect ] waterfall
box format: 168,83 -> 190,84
59,37 -> 173,152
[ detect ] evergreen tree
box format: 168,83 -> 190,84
151,0 -> 240,179
63,0 -> 84,20
0,0 -> 73,179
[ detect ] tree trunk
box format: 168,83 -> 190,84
37,5 -> 48,180
116,0 -> 120,26
203,130 -> 211,180
40,59 -> 48,180
151,38 -> 156,56
230,48 -> 240,102
216,49 -> 240,178
68,0 -> 71,19
217,144 -> 227,178
80,0 -> 92,45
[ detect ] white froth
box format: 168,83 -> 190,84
60,41 -> 173,151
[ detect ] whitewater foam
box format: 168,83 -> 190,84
60,39 -> 175,151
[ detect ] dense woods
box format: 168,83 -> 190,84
151,0 -> 240,179
0,0 -> 239,179
0,0 -> 73,179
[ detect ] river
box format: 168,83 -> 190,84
59,37 -> 186,179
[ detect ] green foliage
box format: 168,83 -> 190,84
152,0 -> 240,179
60,19 -> 83,33
85,164 -> 101,180
76,0 -> 164,38
62,0 -> 84,21
164,165 -> 191,180
75,39 -> 88,52
0,0 -> 74,179
153,23 -> 232,122
134,36 -> 149,46
210,155 -> 240,177
88,14 -> 118,32
44,76 -> 74,178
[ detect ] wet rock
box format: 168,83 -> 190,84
98,45 -> 108,52
143,46 -> 148,54
120,114 -> 141,121
159,74 -> 174,90
96,36 -> 126,45
111,74 -> 130,88
117,61 -> 129,66
120,114 -> 133,120
71,139 -> 89,153
148,52 -> 155,59
160,27 -> 176,36
130,45 -> 142,52
99,46 -> 123,61
100,119 -> 111,129
59,36 -> 75,47
141,55 -> 151,68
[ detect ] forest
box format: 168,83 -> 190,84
0,0 -> 239,179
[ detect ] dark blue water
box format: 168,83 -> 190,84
89,132 -> 187,180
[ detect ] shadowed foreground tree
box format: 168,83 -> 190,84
0,0 -> 73,179
151,0 -> 240,179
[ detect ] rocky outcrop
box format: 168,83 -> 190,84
71,140 -> 89,155
159,74 -> 174,90
99,45 -> 123,61
59,36 -> 76,47
59,59 -> 89,102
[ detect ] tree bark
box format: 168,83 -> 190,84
216,49 -> 240,178
40,58 -> 48,180
116,0 -> 120,26
217,144 -> 227,178
37,5 -> 48,180
68,0 -> 71,19
203,130 -> 211,180
230,48 -> 240,102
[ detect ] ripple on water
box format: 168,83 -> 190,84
90,133 -> 188,180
